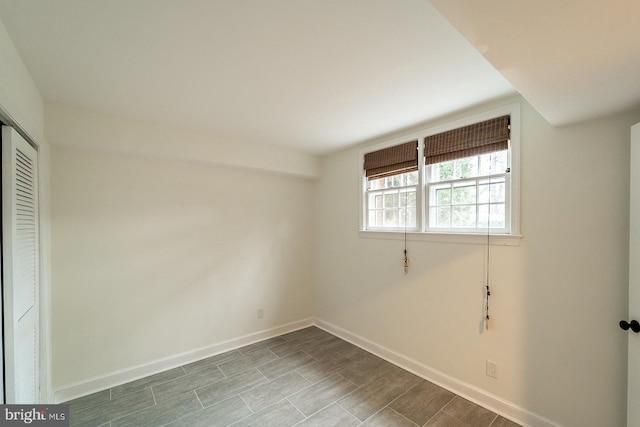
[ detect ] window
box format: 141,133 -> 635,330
361,104 -> 520,240
427,151 -> 508,232
367,170 -> 418,229
363,140 -> 419,231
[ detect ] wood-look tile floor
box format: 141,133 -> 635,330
66,327 -> 521,427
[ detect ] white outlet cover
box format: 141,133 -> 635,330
486,361 -> 498,379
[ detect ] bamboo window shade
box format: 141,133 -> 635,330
424,115 -> 510,165
364,140 -> 418,180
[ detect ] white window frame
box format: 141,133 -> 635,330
425,153 -> 510,234
359,103 -> 521,246
365,173 -> 420,232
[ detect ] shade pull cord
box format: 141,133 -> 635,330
403,173 -> 410,275
485,213 -> 491,329
485,154 -> 492,330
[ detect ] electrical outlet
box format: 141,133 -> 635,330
486,360 -> 498,379
257,308 -> 264,319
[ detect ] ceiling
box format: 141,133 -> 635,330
0,1 -> 638,155
430,0 -> 640,127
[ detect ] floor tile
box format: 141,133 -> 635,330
361,407 -> 418,427
426,411 -> 470,426
66,389 -> 111,413
439,396 -> 498,426
296,353 -> 354,383
338,353 -> 391,387
390,380 -> 455,425
152,363 -> 225,403
166,396 -> 251,427
338,346 -> 374,362
285,331 -> 325,346
379,365 -> 423,391
294,403 -> 359,427
230,399 -> 305,427
182,350 -> 242,374
111,390 -> 201,427
218,348 -> 279,377
288,373 -> 358,416
338,376 -> 406,421
258,351 -> 316,379
111,366 -> 185,400
303,336 -> 355,360
269,337 -> 316,357
280,327 -> 325,342
70,388 -> 155,427
196,368 -> 268,407
490,416 -> 522,427
306,329 -> 338,342
240,371 -> 311,412
237,337 -> 287,355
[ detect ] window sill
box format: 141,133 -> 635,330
359,230 -> 522,246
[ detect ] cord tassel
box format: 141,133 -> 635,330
485,284 -> 491,330
403,249 -> 410,275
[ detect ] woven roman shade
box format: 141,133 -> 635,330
364,140 -> 418,180
424,115 -> 510,165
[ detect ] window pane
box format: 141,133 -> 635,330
384,193 -> 398,208
490,181 -> 505,203
478,204 -> 505,228
430,206 -> 448,227
400,190 -> 416,208
405,171 -> 419,185
478,204 -> 489,228
479,151 -> 507,176
399,208 -> 416,227
490,203 -> 505,228
432,161 -> 453,182
366,181 -> 418,229
436,188 -> 451,205
406,191 -> 416,207
452,206 -> 476,227
478,183 -> 490,204
368,210 -> 378,227
384,209 -> 398,227
452,184 -> 476,205
478,178 -> 505,203
368,177 -> 384,190
369,171 -> 418,190
374,194 -> 383,209
454,157 -> 478,179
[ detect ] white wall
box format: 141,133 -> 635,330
0,15 -> 44,142
0,15 -> 53,403
46,103 -> 320,179
49,113 -> 317,392
314,96 -> 640,427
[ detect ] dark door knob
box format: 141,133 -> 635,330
620,320 -> 640,333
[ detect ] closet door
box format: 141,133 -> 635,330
2,126 -> 40,403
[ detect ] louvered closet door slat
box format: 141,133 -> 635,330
14,144 -> 37,319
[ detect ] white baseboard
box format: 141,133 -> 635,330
314,318 -> 558,427
53,318 -> 314,403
